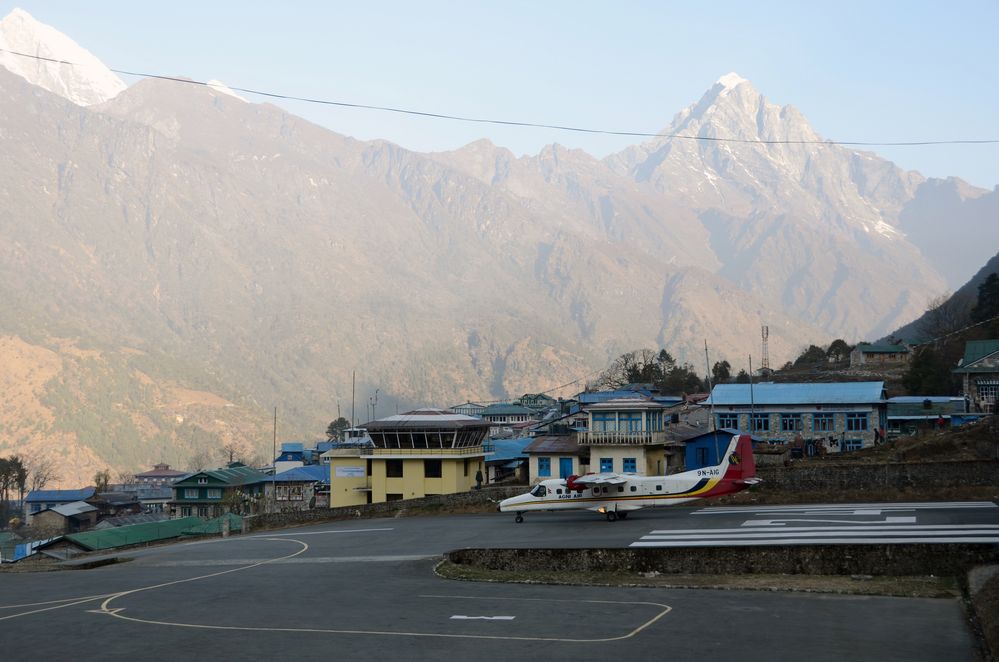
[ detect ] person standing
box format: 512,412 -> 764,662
475,469 -> 483,490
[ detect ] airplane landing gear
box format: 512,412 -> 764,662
515,513 -> 524,523
605,511 -> 618,522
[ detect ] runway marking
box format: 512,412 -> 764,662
0,594 -> 115,621
0,593 -> 115,610
95,557 -> 673,642
632,536 -> 999,547
744,517 -> 917,525
694,502 -> 998,515
143,554 -> 436,567
253,527 -> 394,538
450,615 -> 516,621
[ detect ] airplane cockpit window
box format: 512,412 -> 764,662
530,485 -> 548,497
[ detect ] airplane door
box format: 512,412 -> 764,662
559,457 -> 573,479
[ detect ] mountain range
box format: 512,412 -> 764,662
1,9 -> 996,486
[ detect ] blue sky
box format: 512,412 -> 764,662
7,0 -> 999,187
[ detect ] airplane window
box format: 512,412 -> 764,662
630,486 -> 637,492
656,485 -> 663,491
592,488 -> 599,495
617,486 -> 624,493
530,485 -> 547,497
556,489 -> 563,495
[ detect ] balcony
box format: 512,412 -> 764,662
577,430 -> 667,446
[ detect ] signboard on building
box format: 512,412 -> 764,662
335,466 -> 366,478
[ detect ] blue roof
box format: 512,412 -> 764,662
26,487 -> 96,503
272,465 -> 329,484
708,382 -> 885,406
486,437 -> 533,463
280,442 -> 305,453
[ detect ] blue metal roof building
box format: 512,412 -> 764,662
704,382 -> 887,453
707,382 -> 886,406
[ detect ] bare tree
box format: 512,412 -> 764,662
220,441 -> 250,465
918,293 -> 967,340
27,457 -> 57,492
188,449 -> 213,472
116,469 -> 137,487
93,469 -> 111,494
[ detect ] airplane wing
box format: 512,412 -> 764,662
569,473 -> 628,485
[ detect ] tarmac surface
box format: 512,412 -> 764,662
2,500 -> 996,661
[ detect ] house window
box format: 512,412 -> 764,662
181,506 -> 192,516
717,414 -> 738,429
592,412 -> 615,432
184,488 -> 198,499
197,477 -> 208,485
599,458 -> 613,473
846,413 -> 869,431
30,503 -> 41,513
696,447 -> 709,466
620,412 -> 642,432
197,506 -> 208,517
844,438 -> 864,451
780,414 -> 803,432
207,489 -> 222,499
623,458 -> 637,473
751,414 -> 770,432
537,457 -> 551,477
386,460 -> 404,478
813,413 -> 835,432
386,493 -> 404,501
424,459 -> 442,478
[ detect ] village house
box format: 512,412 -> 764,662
168,463 -> 268,519
577,396 -> 673,477
523,434 -> 587,485
449,401 -> 486,418
706,382 -> 888,453
23,487 -> 96,525
849,343 -> 910,367
953,339 -> 999,413
133,463 -> 187,487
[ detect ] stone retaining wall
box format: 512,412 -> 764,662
448,544 -> 999,577
755,460 -> 999,492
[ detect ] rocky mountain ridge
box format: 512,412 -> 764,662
0,10 -> 995,486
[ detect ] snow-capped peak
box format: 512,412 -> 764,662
207,79 -> 247,102
715,72 -> 748,92
0,7 -> 126,105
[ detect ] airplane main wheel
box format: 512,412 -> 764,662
606,512 -> 618,522
515,514 -> 524,523
618,512 -> 629,520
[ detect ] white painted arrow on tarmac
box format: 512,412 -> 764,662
743,516 -> 916,526
450,615 -> 516,620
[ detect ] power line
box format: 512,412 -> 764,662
3,47 -> 998,148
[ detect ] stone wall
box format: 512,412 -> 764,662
246,485 -> 525,531
448,544 -> 999,577
754,460 -> 999,492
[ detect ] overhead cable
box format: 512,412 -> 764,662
3,48 -> 998,147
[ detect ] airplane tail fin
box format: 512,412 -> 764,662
723,434 -> 757,483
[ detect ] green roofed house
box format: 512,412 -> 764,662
953,339 -> 999,414
849,343 -> 911,367
168,463 -> 267,520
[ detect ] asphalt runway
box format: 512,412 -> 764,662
2,501 -> 994,661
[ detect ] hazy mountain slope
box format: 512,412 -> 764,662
897,179 -> 999,288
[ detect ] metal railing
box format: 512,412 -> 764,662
577,430 -> 667,445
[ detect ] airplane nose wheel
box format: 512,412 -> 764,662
515,513 -> 524,523
605,511 -> 618,522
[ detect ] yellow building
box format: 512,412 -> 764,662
327,409 -> 489,507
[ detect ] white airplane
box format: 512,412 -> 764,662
499,434 -> 759,522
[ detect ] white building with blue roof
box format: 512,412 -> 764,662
706,382 -> 887,453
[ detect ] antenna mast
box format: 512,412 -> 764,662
761,325 -> 770,374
